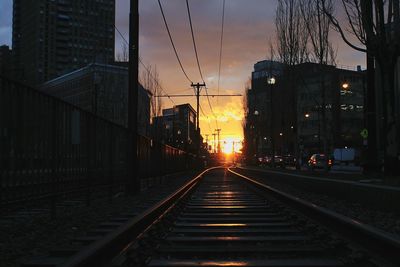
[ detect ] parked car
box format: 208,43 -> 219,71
257,156 -> 271,165
307,154 -> 332,171
283,154 -> 296,167
273,155 -> 285,168
333,148 -> 356,165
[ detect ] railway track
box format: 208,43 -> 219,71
26,167 -> 399,267
142,169 -> 344,267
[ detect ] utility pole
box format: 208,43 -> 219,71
191,82 -> 206,131
156,87 -> 241,155
128,0 -> 139,194
215,128 -> 221,154
191,82 -> 206,153
268,78 -> 276,168
212,133 -> 217,153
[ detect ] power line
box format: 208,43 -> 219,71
199,103 -> 213,133
139,58 -> 176,105
184,0 -> 218,128
185,0 -> 205,83
204,87 -> 219,129
114,24 -> 176,105
217,0 -> 226,104
155,94 -> 241,97
158,0 -> 193,83
185,0 -> 220,132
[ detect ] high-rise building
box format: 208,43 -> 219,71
12,0 -> 115,85
0,45 -> 13,77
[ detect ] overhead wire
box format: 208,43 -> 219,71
114,24 -> 176,105
204,87 -> 219,129
185,0 -> 205,83
139,58 -> 176,105
199,103 -> 213,133
185,0 -> 219,129
217,0 -> 226,105
158,0 -> 193,84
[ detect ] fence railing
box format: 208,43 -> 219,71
0,75 -> 196,215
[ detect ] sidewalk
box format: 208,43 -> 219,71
237,164 -> 400,187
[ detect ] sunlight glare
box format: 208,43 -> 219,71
222,137 -> 242,154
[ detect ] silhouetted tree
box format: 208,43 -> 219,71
140,65 -> 163,119
116,42 -> 129,62
300,0 -> 336,171
322,0 -> 400,175
275,0 -> 310,168
276,0 -> 309,66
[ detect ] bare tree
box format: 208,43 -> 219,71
300,0 -> 336,171
275,0 -> 310,168
141,65 -> 163,120
242,77 -> 253,162
242,77 -> 251,120
322,0 -> 400,175
301,0 -> 336,65
275,0 -> 309,66
116,42 -> 129,62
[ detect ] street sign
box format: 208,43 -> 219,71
360,128 -> 368,139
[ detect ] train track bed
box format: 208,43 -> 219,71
116,168 -> 397,267
2,172 -> 197,267
232,167 -> 400,238
20,168 -> 400,266
244,165 -> 400,186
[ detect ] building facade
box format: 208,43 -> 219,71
12,0 -> 115,85
153,104 -> 197,152
244,60 -> 365,163
244,60 -> 286,160
40,63 -> 151,137
296,63 -> 365,159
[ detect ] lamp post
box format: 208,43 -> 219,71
304,111 -> 321,153
267,77 -> 276,168
253,110 -> 259,161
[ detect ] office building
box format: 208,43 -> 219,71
296,63 -> 365,158
40,63 -> 151,137
153,104 -> 197,152
12,0 -> 115,85
244,60 -> 365,162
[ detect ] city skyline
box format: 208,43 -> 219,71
0,0 -> 366,146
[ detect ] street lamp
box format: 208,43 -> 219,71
267,77 -> 276,85
267,76 -> 276,167
305,113 -> 310,118
253,110 -> 260,159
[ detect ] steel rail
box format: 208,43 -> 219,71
60,167 -> 220,267
228,168 -> 400,266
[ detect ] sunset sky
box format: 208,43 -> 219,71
0,0 -> 366,147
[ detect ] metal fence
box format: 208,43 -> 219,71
0,75 -> 196,215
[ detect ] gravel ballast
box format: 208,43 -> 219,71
0,171 -> 199,267
234,167 -> 400,239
